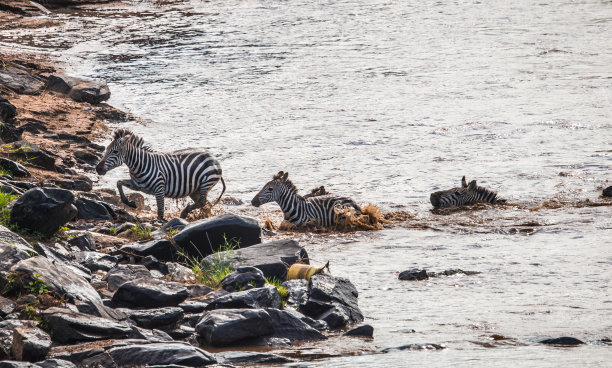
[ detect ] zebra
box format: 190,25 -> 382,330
430,176 -> 505,208
251,171 -> 361,227
95,129 -> 225,221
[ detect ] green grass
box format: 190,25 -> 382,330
178,235 -> 239,289
265,276 -> 283,288
131,223 -> 152,240
0,168 -> 12,176
0,189 -> 19,228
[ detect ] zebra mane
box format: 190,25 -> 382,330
273,171 -> 299,195
113,129 -> 152,151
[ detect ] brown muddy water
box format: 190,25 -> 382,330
1,0 -> 611,366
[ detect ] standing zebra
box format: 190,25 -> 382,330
251,171 -> 361,227
95,129 -> 225,221
430,176 -> 504,208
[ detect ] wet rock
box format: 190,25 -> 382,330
539,336 -> 584,345
281,279 -> 309,308
299,274 -> 363,329
196,308 -> 274,346
106,342 -> 216,367
380,343 -> 446,353
104,264 -> 151,292
121,239 -> 175,262
0,97 -> 17,123
10,323 -> 51,362
398,269 -> 429,281
428,269 -> 481,277
41,307 -> 132,344
9,188 -> 77,238
0,70 -> 44,95
165,262 -> 197,283
67,233 -> 96,251
119,307 -> 184,330
603,186 -> 612,197
47,74 -> 110,104
206,286 -> 281,310
264,308 -> 327,341
0,158 -> 30,178
74,198 -> 112,221
11,257 -> 119,319
35,359 -> 77,368
111,278 -> 190,308
203,239 -> 308,280
173,214 -> 261,258
2,141 -> 56,171
343,324 -> 374,338
215,351 -> 293,365
221,267 -> 266,292
73,251 -> 117,272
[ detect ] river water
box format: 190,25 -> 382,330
1,0 -> 611,366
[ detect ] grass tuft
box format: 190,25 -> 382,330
178,236 -> 239,289
131,223 -> 152,240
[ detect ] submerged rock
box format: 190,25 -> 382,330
539,336 -> 584,346
41,308 -> 132,344
196,308 -> 274,346
380,343 -> 446,353
603,186 -> 612,198
111,278 -> 190,308
398,269 -> 429,281
343,324 -> 374,338
9,188 -> 77,238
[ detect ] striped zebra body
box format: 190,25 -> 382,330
430,176 -> 503,208
95,129 -> 225,221
251,171 -> 360,227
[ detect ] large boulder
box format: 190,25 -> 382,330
0,158 -> 30,178
120,239 -> 175,262
264,308 -> 327,342
10,323 -> 51,362
41,308 -> 132,344
202,239 -> 308,280
74,198 -> 112,221
47,75 -> 110,104
104,264 -> 151,292
173,214 -> 261,258
205,286 -> 282,310
10,257 -> 119,319
299,274 -> 363,329
221,266 -> 265,292
111,278 -> 190,308
118,307 -> 184,330
196,308 -> 274,346
9,188 -> 77,238
0,70 -> 44,95
106,342 -> 215,367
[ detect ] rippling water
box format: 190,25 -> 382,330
2,0 -> 611,365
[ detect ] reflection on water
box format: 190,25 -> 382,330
1,0 -> 611,366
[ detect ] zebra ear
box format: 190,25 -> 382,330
468,180 -> 477,190
282,172 -> 289,181
461,176 -> 467,188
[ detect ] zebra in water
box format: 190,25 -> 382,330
251,171 -> 361,227
95,129 -> 225,221
430,176 -> 505,208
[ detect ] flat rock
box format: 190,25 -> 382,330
202,239 -> 307,280
264,308 -> 327,342
221,266 -> 265,292
11,323 -> 51,362
119,307 -> 184,330
299,274 -> 363,329
106,342 -> 216,367
104,264 -> 151,292
111,278 -> 189,308
343,324 -> 374,338
73,251 -> 117,272
539,336 -> 584,345
215,351 -> 293,365
0,70 -> 44,95
205,286 -> 281,310
9,188 -> 77,238
11,257 -> 118,319
173,214 -> 261,258
196,308 -> 274,346
41,307 -> 132,344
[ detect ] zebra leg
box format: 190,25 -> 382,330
117,179 -> 138,208
180,192 -> 201,219
154,190 -> 166,222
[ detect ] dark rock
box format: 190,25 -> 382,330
74,198 -> 112,221
264,308 -> 327,341
41,307 -> 132,344
9,188 -> 77,238
173,214 -> 261,259
104,264 -> 151,292
107,342 -> 215,367
0,98 -> 17,123
221,267 -> 265,292
0,120 -> 23,144
0,362 -> 38,368
203,239 -> 308,280
68,82 -> 111,104
428,269 -> 481,277
3,141 -> 56,171
539,336 -> 584,346
603,186 -> 612,197
139,255 -> 161,270
111,278 -> 190,308
165,325 -> 196,340
215,351 -> 293,365
196,308 -> 274,346
54,177 -> 92,192
10,323 -> 51,362
67,233 -> 96,251
121,239 -> 175,262
0,296 -> 16,318
0,241 -> 33,277
129,327 -> 173,342
380,343 -> 446,353
159,217 -> 189,234
79,353 -> 116,368
31,243 -> 91,281
119,307 -> 184,330
11,257 -> 118,319
46,344 -> 105,365
299,274 -> 363,329
34,359 -> 77,368
0,70 -> 44,95
398,269 -> 429,281
73,150 -> 99,165
73,251 -> 117,272
343,324 -> 374,338
281,279 -> 309,308
0,158 -> 30,178
186,284 -> 213,298
179,300 -> 210,314
206,286 -> 281,310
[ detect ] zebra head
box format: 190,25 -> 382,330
251,171 -> 291,207
95,129 -> 132,175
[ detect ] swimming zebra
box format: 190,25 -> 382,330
95,129 -> 225,221
251,171 -> 361,227
430,176 -> 504,208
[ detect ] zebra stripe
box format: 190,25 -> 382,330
95,129 -> 225,221
251,171 -> 361,227
430,176 -> 502,208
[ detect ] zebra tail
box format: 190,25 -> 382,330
212,177 -> 227,207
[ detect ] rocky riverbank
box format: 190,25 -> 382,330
0,5 -> 371,367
